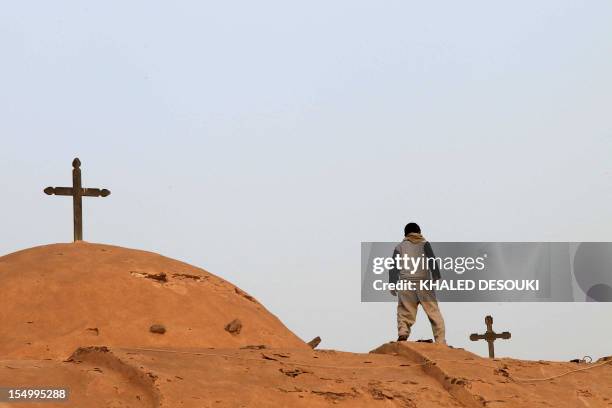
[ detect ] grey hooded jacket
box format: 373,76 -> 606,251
389,240 -> 441,285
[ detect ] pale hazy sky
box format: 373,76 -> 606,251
1,1 -> 611,361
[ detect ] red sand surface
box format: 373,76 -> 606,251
0,242 -> 306,359
1,243 -> 611,407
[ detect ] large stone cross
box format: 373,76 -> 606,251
44,158 -> 111,242
469,315 -> 511,358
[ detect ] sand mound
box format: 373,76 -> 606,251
0,242 -> 306,358
3,243 -> 611,407
1,343 -> 610,407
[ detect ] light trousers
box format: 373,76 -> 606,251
397,288 -> 446,344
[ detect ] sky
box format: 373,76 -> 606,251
1,1 -> 611,361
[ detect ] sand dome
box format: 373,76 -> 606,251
0,242 -> 306,358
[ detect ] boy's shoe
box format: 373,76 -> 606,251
397,335 -> 408,342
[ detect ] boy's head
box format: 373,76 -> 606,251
404,222 -> 421,236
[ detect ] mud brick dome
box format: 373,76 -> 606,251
0,242 -> 306,359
